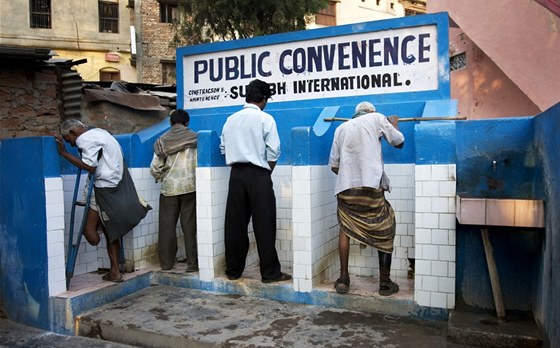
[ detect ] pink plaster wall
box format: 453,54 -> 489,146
429,0 -> 560,116
449,28 -> 540,119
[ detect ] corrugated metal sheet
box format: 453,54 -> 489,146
61,70 -> 83,118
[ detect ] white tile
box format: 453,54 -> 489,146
422,213 -> 439,229
431,261 -> 448,277
415,183 -> 423,197
415,229 -> 432,244
414,213 -> 423,228
422,276 -> 439,291
422,182 -> 439,197
45,190 -> 64,205
401,235 -> 413,248
49,281 -> 67,296
438,277 -> 455,293
431,292 -> 448,308
431,229 -> 449,245
416,197 -> 432,213
448,230 -> 456,246
422,244 -> 439,260
415,259 -> 431,275
439,214 -> 456,230
447,294 -> 456,309
414,290 -> 431,306
46,203 -> 64,219
47,229 -> 65,244
415,165 -> 431,181
431,198 -> 449,213
45,177 -> 63,192
439,181 -> 456,197
431,166 -> 449,181
439,246 -> 455,262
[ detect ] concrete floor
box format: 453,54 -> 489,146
0,263 -> 542,347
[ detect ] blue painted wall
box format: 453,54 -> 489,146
454,117 -> 545,316
0,137 -> 54,329
533,102 -> 560,348
456,117 -> 540,199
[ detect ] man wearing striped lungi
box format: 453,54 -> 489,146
329,101 -> 405,296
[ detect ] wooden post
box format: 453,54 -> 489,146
481,228 -> 506,322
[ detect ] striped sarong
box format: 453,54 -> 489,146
336,187 -> 396,253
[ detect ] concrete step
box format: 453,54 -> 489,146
76,285 -> 473,348
0,318 -> 136,348
447,310 -> 543,348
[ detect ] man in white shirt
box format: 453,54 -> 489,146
56,119 -> 148,283
329,101 -> 404,296
220,79 -> 291,284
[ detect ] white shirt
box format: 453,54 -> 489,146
329,112 -> 404,195
220,103 -> 281,170
76,128 -> 124,188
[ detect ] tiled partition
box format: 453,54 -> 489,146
413,164 -> 457,309
47,154 -> 456,312
291,166 -> 338,292
196,165 -> 294,281
291,163 -> 417,293
45,177 -> 67,296
57,169 -> 163,284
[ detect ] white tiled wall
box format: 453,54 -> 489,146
60,169 -> 162,279
414,164 -> 456,309
319,164 -> 417,282
292,166 -> 338,292
196,166 -> 229,281
385,164 -> 416,278
273,166 -> 294,268
196,165 -> 293,281
46,161 -> 458,311
45,177 -> 66,296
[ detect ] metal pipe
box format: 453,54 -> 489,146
323,116 -> 467,122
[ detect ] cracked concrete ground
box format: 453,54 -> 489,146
72,285 -> 473,348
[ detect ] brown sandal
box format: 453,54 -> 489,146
334,277 -> 350,294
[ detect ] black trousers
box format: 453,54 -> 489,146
224,163 -> 281,280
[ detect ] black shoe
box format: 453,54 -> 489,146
262,272 -> 292,284
378,280 -> 399,296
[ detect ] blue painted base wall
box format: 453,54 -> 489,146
0,137 -> 53,329
453,116 -> 545,318
534,102 -> 560,348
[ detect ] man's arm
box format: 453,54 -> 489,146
54,135 -> 96,173
386,116 -> 404,149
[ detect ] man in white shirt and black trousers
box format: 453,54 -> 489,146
220,79 -> 292,284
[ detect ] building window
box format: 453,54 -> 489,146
161,62 -> 176,85
99,67 -> 121,81
450,52 -> 467,71
30,0 -> 51,29
315,1 -> 337,26
99,1 -> 119,33
160,3 -> 177,23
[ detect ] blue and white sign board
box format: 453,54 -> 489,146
177,12 -> 449,112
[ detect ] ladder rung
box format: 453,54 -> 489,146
75,201 -> 86,206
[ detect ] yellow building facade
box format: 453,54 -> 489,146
0,0 -> 136,82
